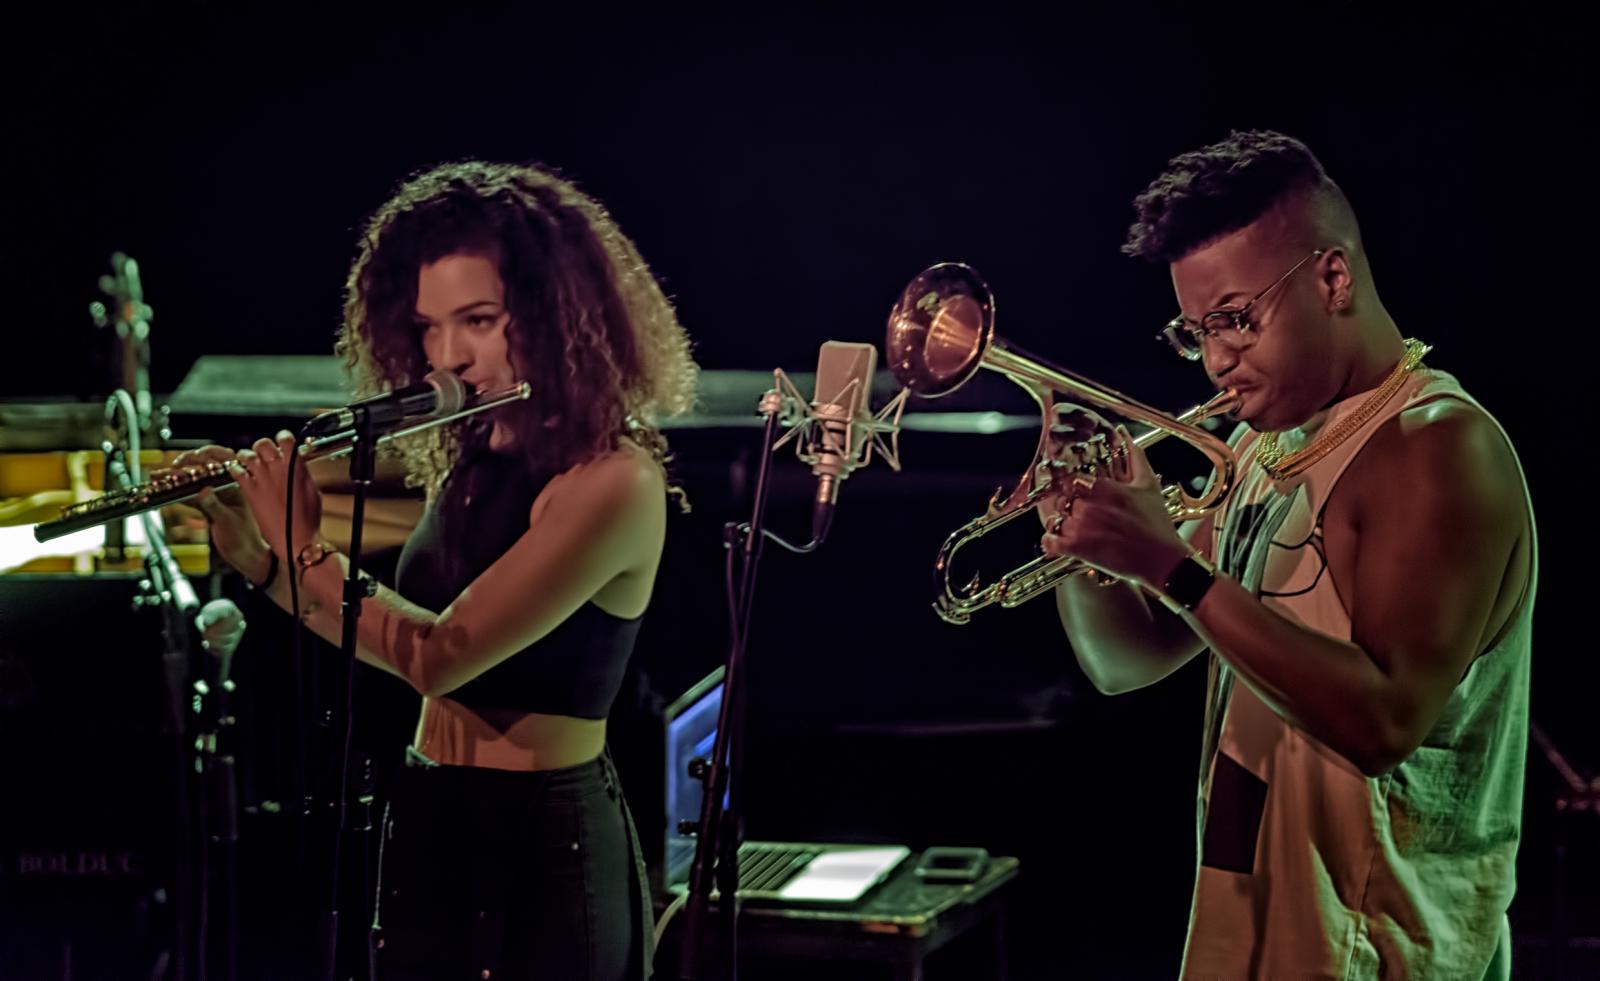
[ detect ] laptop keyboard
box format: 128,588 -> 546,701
736,843 -> 825,893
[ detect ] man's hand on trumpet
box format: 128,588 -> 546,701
1039,420 -> 1192,593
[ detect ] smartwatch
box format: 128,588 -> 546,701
1160,551 -> 1217,613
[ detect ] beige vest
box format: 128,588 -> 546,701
1182,367 -> 1536,981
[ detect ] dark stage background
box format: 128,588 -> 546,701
2,5 -> 1595,979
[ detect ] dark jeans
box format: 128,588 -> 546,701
373,746 -> 653,980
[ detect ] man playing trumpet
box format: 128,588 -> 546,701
1047,130 -> 1535,981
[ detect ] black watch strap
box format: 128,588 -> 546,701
1161,553 -> 1218,613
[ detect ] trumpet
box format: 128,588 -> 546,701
32,381 -> 531,544
885,263 -> 1240,624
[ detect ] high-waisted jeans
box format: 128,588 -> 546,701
373,746 -> 653,980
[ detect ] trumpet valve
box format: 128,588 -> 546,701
1046,404 -> 1140,493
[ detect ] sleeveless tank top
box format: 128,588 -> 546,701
394,448 -> 643,719
1184,366 -> 1537,980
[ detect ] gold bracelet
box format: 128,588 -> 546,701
295,539 -> 340,576
294,540 -> 340,619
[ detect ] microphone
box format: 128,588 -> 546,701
196,598 -> 246,688
302,369 -> 468,437
807,341 -> 880,544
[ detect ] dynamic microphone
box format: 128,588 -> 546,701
302,369 -> 468,437
807,341 -> 879,544
196,598 -> 246,688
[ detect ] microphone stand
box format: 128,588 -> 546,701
104,387 -> 205,981
110,442 -> 200,981
676,390 -> 786,981
312,413 -> 380,981
291,379 -> 523,981
194,620 -> 240,981
674,365 -> 905,980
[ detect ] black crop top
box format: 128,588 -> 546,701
394,447 -> 643,719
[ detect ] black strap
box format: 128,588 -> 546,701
1163,555 -> 1217,612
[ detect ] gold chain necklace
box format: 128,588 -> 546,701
1255,337 -> 1431,480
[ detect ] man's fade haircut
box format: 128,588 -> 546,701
1123,130 -> 1343,264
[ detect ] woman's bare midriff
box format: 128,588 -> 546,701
413,695 -> 607,771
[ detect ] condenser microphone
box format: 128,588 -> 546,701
302,370 -> 468,437
808,341 -> 878,544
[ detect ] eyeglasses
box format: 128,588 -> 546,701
1159,249 -> 1325,361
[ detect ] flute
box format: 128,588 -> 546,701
33,382 -> 531,544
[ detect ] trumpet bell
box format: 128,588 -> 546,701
886,263 -> 995,398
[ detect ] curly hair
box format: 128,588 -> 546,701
336,161 -> 698,506
1123,130 -> 1342,264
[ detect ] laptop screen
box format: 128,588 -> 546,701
663,667 -> 725,888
